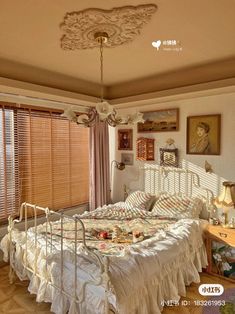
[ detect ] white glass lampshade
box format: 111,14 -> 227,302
77,114 -> 90,124
119,112 -> 145,125
129,112 -> 145,124
96,101 -> 114,120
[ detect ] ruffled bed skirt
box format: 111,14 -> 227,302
1,218 -> 208,314
116,245 -> 207,314
3,242 -> 207,314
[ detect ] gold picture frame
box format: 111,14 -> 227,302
187,114 -> 221,155
118,129 -> 133,150
138,108 -> 179,132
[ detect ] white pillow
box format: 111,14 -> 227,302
125,190 -> 156,211
152,193 -> 203,218
199,202 -> 210,220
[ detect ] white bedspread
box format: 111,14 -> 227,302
0,205 -> 208,314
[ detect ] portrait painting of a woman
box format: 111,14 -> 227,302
190,122 -> 210,153
118,129 -> 133,150
187,115 -> 221,155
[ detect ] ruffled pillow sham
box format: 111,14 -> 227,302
151,193 -> 203,218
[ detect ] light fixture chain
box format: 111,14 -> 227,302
100,39 -> 104,102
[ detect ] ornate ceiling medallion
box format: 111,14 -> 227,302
60,4 -> 157,50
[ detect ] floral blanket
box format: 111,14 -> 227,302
33,205 -> 178,256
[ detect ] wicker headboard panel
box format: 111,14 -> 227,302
140,165 -> 214,206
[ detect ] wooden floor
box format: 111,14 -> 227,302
0,265 -> 234,314
162,273 -> 234,314
0,265 -> 51,314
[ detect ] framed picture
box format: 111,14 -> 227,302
138,108 -> 179,132
121,153 -> 134,165
118,129 -> 133,150
187,114 -> 221,155
160,148 -> 178,167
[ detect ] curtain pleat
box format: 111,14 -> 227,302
89,117 -> 110,210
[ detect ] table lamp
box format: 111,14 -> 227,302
214,181 -> 235,227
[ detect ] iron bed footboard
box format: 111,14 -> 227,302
8,202 -> 114,314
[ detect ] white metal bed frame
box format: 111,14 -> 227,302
141,165 -> 214,204
7,166 -> 214,314
8,203 -> 113,314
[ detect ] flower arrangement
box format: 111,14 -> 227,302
212,243 -> 234,276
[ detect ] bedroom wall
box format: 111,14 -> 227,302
109,91 -> 235,210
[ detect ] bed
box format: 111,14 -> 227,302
0,166 -> 214,314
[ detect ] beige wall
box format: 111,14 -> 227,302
110,91 -> 235,204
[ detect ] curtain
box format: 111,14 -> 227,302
89,118 -> 110,210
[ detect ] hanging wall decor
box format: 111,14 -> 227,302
187,114 -> 221,155
160,138 -> 178,167
118,129 -> 133,150
138,108 -> 179,132
136,137 -> 155,161
160,148 -> 178,167
121,153 -> 134,165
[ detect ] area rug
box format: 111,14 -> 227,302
203,287 -> 235,314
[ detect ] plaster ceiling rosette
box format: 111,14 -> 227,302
60,4 -> 157,50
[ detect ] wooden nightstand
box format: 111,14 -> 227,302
204,225 -> 235,282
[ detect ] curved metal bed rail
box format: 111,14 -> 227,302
8,202 -> 113,314
140,165 -> 214,208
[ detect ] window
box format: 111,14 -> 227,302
0,104 -> 89,222
0,107 -> 19,221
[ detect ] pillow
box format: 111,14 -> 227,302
199,202 -> 210,220
125,190 -> 156,211
151,193 -> 203,218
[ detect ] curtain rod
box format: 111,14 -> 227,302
0,91 -> 90,112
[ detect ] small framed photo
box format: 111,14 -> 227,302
118,129 -> 133,150
160,148 -> 178,167
187,114 -> 221,155
138,108 -> 179,132
121,153 -> 134,166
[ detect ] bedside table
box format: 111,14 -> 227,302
204,225 -> 235,282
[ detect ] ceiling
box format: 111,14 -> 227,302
0,0 -> 235,103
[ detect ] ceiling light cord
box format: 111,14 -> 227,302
100,38 -> 104,103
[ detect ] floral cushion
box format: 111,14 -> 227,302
151,193 -> 203,218
125,190 -> 156,211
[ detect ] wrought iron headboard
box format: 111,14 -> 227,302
140,165 -> 214,207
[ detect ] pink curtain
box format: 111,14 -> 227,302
89,118 -> 110,210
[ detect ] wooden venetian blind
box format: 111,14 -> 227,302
0,107 -> 20,221
17,109 -> 89,210
0,104 -> 89,222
